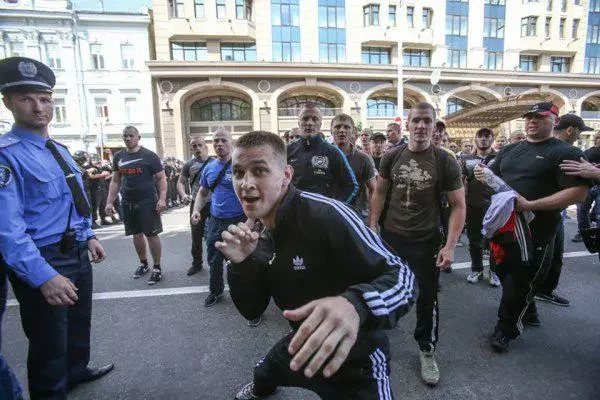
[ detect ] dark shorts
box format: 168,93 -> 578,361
121,202 -> 163,237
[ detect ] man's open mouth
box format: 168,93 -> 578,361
243,195 -> 260,204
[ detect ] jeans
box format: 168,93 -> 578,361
205,214 -> 246,295
189,200 -> 208,269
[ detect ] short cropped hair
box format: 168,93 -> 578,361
331,113 -> 356,134
408,102 -> 437,122
298,102 -> 322,121
123,125 -> 140,136
235,131 -> 287,169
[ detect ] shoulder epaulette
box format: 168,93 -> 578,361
0,133 -> 21,148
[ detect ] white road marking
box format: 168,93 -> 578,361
4,252 -> 595,308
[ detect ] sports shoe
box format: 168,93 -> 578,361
490,331 -> 510,353
572,233 -> 583,242
488,271 -> 501,287
443,265 -> 452,273
186,264 -> 203,276
204,292 -> 223,307
419,350 -> 439,386
534,291 -> 570,307
148,269 -> 162,285
248,316 -> 262,327
133,263 -> 150,278
523,314 -> 541,327
234,381 -> 276,400
467,271 -> 483,283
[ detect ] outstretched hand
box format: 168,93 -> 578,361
214,220 -> 259,264
284,296 -> 359,379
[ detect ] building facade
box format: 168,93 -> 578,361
149,0 -> 600,158
0,0 -> 156,154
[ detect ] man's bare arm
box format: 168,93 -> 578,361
106,171 -> 122,205
177,174 -> 189,200
518,186 -> 588,211
369,176 -> 389,229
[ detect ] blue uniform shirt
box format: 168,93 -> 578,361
0,126 -> 94,288
200,158 -> 244,219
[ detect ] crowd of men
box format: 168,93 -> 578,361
1,56 -> 599,400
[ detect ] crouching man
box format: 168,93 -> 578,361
217,131 -> 417,400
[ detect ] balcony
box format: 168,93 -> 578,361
165,17 -> 256,41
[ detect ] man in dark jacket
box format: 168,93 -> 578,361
287,103 -> 358,204
219,131 -> 416,400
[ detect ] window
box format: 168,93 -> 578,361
446,13 -> 468,36
272,0 -> 301,62
194,0 -> 204,18
367,97 -> 397,117
362,47 -> 390,64
53,98 -> 67,123
547,0 -> 552,11
90,44 -> 104,69
319,0 -> 346,63
170,42 -> 207,61
389,5 -> 396,27
94,98 -> 109,122
550,56 -> 570,72
572,19 -> 579,39
561,0 -> 566,12
10,41 -> 24,57
591,0 -> 600,11
407,7 -> 414,28
574,0 -> 580,4
124,98 -> 137,122
45,43 -> 62,69
403,49 -> 431,66
221,42 -> 257,61
363,4 -> 379,26
278,96 -> 336,116
545,17 -> 551,38
521,16 -> 537,37
522,0 -> 540,3
216,0 -> 226,18
169,0 -> 184,18
585,57 -> 600,74
484,16 -> 505,38
520,55 -> 538,71
588,25 -> 600,44
446,0 -> 468,68
236,0 -> 251,20
447,47 -> 467,68
423,8 -> 432,29
121,44 -> 135,69
446,97 -> 472,115
559,18 -> 566,38
485,50 -> 503,69
485,0 -> 506,4
191,97 -> 251,121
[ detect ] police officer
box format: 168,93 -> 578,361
0,57 -> 114,399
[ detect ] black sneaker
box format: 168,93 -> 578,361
443,265 -> 453,273
490,331 -> 510,353
148,269 -> 162,285
535,292 -> 570,307
234,381 -> 275,400
523,314 -> 541,327
247,316 -> 263,328
186,264 -> 203,276
572,233 -> 583,242
133,263 -> 150,278
204,292 -> 223,307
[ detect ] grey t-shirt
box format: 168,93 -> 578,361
181,156 -> 214,198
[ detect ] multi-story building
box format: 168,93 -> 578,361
148,0 -> 600,159
0,0 -> 156,154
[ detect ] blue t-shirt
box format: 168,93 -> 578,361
200,159 -> 244,218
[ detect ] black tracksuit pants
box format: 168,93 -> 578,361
382,229 -> 441,352
494,233 -> 556,339
189,200 -> 208,269
252,331 -> 394,400
466,205 -> 495,272
537,217 -> 564,295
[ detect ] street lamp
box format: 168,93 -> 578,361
397,0 -> 404,122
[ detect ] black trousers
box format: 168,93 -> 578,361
8,241 -> 93,400
252,331 -> 394,400
494,233 -> 556,339
466,205 -> 495,272
537,217 -> 564,295
382,229 -> 441,352
189,200 -> 208,269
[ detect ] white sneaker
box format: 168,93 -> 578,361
419,350 -> 440,386
466,271 -> 483,283
488,271 -> 501,287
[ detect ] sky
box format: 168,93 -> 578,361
73,0 -> 152,13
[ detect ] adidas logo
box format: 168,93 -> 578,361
292,256 -> 306,271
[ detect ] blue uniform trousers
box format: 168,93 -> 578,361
8,241 -> 93,400
1,259 -> 24,400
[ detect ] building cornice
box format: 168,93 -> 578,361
145,62 -> 600,87
0,9 -> 149,24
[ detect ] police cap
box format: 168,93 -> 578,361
0,57 -> 56,95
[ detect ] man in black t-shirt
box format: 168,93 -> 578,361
476,102 -> 589,353
369,131 -> 386,172
177,138 -> 214,276
105,126 -> 168,285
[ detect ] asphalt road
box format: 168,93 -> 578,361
2,207 -> 599,400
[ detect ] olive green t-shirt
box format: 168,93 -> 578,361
379,145 -> 463,241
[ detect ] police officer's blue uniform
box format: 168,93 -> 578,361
0,57 -> 113,400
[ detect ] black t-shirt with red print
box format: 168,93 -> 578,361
113,147 -> 163,205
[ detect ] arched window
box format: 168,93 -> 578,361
582,100 -> 600,119
190,96 -> 251,121
278,96 -> 336,116
367,97 -> 412,117
446,97 -> 472,115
